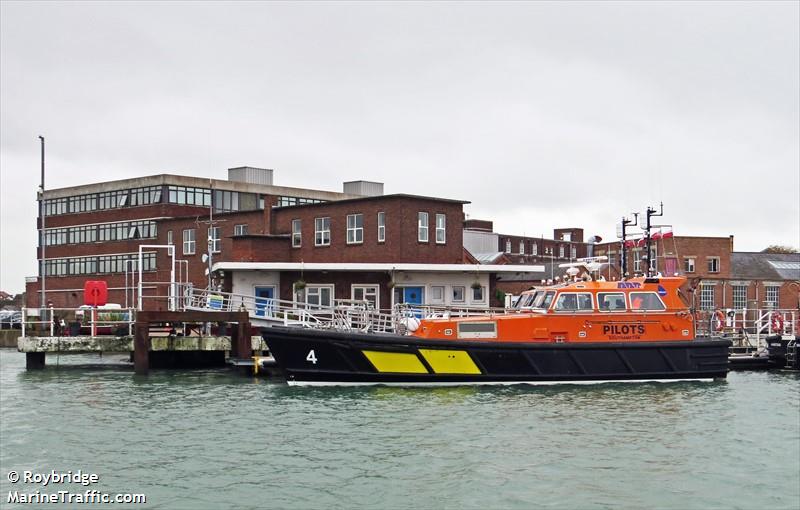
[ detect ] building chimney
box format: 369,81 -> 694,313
228,167 -> 274,185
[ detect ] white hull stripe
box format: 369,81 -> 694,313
286,378 -> 716,387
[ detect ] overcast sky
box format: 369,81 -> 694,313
1,1 -> 798,294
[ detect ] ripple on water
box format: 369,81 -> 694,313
1,350 -> 798,510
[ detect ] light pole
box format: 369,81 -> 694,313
39,136 -> 46,311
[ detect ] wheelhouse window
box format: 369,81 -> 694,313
418,212 -> 429,242
208,227 -> 221,253
292,219 -> 302,248
346,214 -> 364,244
629,292 -> 666,311
554,292 -> 593,311
182,229 -> 195,255
435,214 -> 446,244
377,212 -> 385,242
532,291 -> 555,309
598,292 -> 626,312
315,217 -> 331,246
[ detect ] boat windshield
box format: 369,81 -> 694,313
515,291 -> 540,309
532,291 -> 555,309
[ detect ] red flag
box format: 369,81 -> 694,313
652,231 -> 662,240
662,230 -> 674,239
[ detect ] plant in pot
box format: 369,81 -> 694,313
471,280 -> 482,290
294,279 -> 306,291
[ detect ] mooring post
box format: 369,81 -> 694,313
236,312 -> 250,360
134,312 -> 150,375
26,352 -> 45,370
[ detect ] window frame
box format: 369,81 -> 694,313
351,284 -> 380,310
377,212 -> 385,243
209,226 -> 222,254
418,212 -> 429,243
314,217 -> 331,246
452,285 -> 466,303
685,257 -> 696,273
182,229 -> 196,255
291,219 -> 302,248
598,292 -> 627,312
346,213 -> 364,244
435,214 -> 446,244
707,257 -> 720,273
234,224 -> 248,236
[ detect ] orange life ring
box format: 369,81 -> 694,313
712,310 -> 725,332
770,312 -> 784,332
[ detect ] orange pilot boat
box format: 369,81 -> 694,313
263,268 -> 731,386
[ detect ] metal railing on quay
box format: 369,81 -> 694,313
21,307 -> 137,337
695,308 -> 799,348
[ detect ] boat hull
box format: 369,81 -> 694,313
262,326 -> 731,386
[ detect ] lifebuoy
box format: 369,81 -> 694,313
770,312 -> 784,332
712,310 -> 725,332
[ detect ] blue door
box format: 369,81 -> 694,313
255,287 -> 275,317
403,287 -> 424,305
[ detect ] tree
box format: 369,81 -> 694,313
762,245 -> 798,254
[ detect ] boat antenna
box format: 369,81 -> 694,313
643,202 -> 664,277
620,213 -> 638,280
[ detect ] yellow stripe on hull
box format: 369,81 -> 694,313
362,351 -> 429,374
419,349 -> 482,374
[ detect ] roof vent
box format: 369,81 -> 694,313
228,167 -> 274,185
343,180 -> 384,196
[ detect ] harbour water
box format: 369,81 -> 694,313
1,349 -> 798,510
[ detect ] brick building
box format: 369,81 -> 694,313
28,168 -> 545,312
26,167 -> 365,309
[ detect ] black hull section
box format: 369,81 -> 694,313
262,326 -> 731,386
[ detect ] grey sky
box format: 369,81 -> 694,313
1,1 -> 798,294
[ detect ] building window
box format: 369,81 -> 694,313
435,214 -> 446,244
209,227 -> 221,253
571,246 -> 577,260
707,257 -> 720,273
167,230 -> 173,245
377,212 -> 385,242
234,224 -> 248,236
634,251 -> 642,273
430,285 -> 445,304
418,212 -> 429,242
505,240 -> 511,253
346,214 -> 364,244
183,229 -> 195,255
519,241 -> 525,255
700,284 -> 715,310
732,285 -> 748,310
305,285 -> 333,308
472,286 -> 485,303
315,217 -> 331,246
452,286 -> 465,303
559,245 -> 565,258
168,186 -> 211,207
685,257 -> 695,273
532,243 -> 538,256
352,285 -> 379,309
292,219 -> 302,248
562,232 -> 572,242
765,285 -> 779,309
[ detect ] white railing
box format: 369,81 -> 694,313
695,308 -> 799,348
173,284 -> 502,334
21,307 -> 136,337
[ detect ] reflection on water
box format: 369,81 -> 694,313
1,349 -> 798,510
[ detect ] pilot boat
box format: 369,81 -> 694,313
263,270 -> 730,386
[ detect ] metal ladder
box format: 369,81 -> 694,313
785,338 -> 798,370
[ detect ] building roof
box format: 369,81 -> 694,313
731,252 -> 800,281
271,193 -> 470,209
213,262 -> 544,274
471,252 -> 506,264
